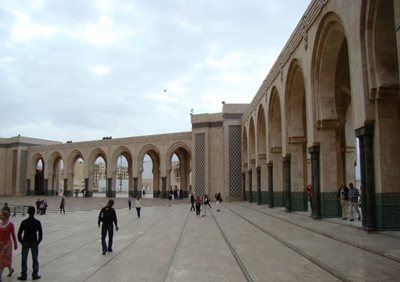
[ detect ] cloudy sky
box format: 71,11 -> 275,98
0,0 -> 310,142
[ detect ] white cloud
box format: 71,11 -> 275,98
206,51 -> 242,69
0,0 -> 312,141
11,12 -> 60,42
67,15 -> 135,46
2,56 -> 15,62
88,65 -> 111,76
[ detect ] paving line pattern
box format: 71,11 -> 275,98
223,203 -> 400,282
239,203 -> 400,263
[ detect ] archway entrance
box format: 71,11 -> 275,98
34,159 -> 44,195
115,155 -> 129,198
93,156 -> 107,197
268,88 -> 283,207
52,158 -> 64,196
285,60 -> 308,212
168,145 -> 191,199
313,14 -> 356,218
140,150 -> 160,198
72,157 -> 85,197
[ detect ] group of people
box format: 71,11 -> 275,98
1,191 -> 224,280
307,183 -> 362,222
35,199 -> 48,215
189,193 -> 223,216
1,202 -> 42,281
338,183 -> 362,221
168,189 -> 184,200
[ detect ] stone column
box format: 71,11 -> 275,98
394,0 -> 400,82
128,175 -> 134,197
257,167 -> 261,205
309,145 -> 321,219
248,169 -> 253,203
161,177 -> 167,199
133,177 -> 138,197
356,125 -> 376,231
44,179 -> 49,196
63,179 -> 68,196
84,178 -> 91,197
283,155 -> 291,212
272,149 -> 283,206
267,162 -> 273,208
242,173 -> 246,200
26,179 -> 31,196
106,178 -> 115,198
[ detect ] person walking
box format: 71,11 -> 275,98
0,210 -> 18,280
348,183 -> 361,221
215,193 -> 222,212
98,200 -> 119,255
17,206 -> 42,281
202,195 -> 211,217
306,185 -> 313,215
128,195 -> 132,210
59,197 -> 66,215
190,194 -> 195,211
35,200 -> 41,215
195,196 -> 202,216
1,203 -> 10,214
135,197 -> 141,218
338,184 -> 349,220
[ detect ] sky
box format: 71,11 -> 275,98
0,0 -> 311,142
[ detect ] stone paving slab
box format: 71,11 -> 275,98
0,197 -> 399,282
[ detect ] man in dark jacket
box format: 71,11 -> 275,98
17,206 -> 43,281
98,200 -> 119,255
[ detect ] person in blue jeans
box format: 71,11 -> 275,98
17,206 -> 42,281
98,200 -> 119,255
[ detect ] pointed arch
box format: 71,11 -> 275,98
257,105 -> 266,160
138,144 -> 161,197
312,12 -> 348,127
242,126 -> 248,169
249,117 -> 256,162
268,87 -> 282,152
285,59 -> 308,210
167,142 -> 192,197
48,151 -> 63,195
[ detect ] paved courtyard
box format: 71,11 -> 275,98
1,196 -> 399,282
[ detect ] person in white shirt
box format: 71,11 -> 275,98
135,197 -> 141,218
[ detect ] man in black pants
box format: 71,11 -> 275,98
98,200 -> 119,255
17,206 -> 43,281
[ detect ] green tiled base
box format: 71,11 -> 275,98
376,193 -> 400,230
260,191 -> 269,205
252,191 -> 259,203
246,191 -> 255,203
321,192 -> 340,218
273,192 -> 284,207
106,191 -> 116,198
291,192 -> 307,211
253,191 -> 262,204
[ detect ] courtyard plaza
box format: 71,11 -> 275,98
1,196 -> 399,282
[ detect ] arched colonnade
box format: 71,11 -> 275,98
26,133 -> 192,199
241,0 -> 400,230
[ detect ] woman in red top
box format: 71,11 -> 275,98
0,209 -> 18,280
